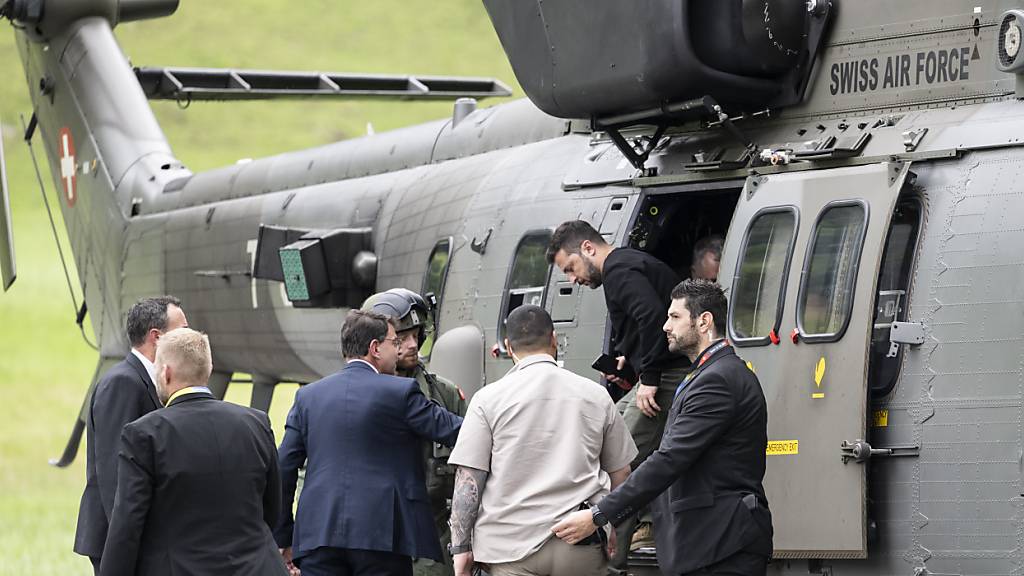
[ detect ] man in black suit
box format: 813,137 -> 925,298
553,280 -> 773,576
275,309 -> 463,576
74,296 -> 188,573
100,328 -> 288,576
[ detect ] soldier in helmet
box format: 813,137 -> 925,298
362,288 -> 468,576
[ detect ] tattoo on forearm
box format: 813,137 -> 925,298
450,466 -> 488,549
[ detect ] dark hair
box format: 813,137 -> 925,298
126,296 -> 182,347
692,234 -> 724,263
505,304 -> 555,352
341,309 -> 395,359
546,220 -> 606,263
670,279 -> 727,335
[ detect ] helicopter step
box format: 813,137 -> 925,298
135,66 -> 513,103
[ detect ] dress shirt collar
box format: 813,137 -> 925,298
166,386 -> 212,406
510,353 -> 558,373
131,347 -> 158,384
347,358 -> 380,374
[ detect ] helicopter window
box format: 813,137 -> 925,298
869,197 -> 922,397
498,230 -> 553,354
420,237 -> 453,358
797,201 -> 869,343
729,207 -> 798,346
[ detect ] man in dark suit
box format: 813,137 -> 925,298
553,280 -> 773,576
275,309 -> 463,576
100,328 -> 288,576
74,296 -> 188,573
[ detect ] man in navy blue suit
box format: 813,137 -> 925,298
275,309 -> 464,576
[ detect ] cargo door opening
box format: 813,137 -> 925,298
625,187 -> 743,282
618,184 -> 742,567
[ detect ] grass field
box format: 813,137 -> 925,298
0,2 -> 518,573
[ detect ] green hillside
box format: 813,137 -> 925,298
0,2 -> 519,573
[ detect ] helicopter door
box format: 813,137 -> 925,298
719,162 -> 911,559
549,196 -> 633,324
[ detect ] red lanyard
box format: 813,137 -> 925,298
675,339 -> 730,399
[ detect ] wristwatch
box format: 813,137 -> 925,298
590,504 -> 608,527
448,542 -> 472,555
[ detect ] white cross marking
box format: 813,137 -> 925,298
60,132 -> 75,202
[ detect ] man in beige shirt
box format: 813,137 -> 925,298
447,305 -> 637,576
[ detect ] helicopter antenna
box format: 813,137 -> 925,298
20,113 -> 98,351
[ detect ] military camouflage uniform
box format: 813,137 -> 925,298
410,362 -> 467,576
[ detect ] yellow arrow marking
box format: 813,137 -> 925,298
814,357 -> 826,387
812,357 -> 826,399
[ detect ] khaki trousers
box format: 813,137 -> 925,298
488,538 -> 605,576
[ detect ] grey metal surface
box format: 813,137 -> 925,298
134,66 -> 512,102
890,321 -> 926,345
428,324 -> 485,401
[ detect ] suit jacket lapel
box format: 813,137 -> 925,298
673,347 -> 735,411
126,353 -> 161,408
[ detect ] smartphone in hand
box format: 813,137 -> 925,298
591,354 -> 637,383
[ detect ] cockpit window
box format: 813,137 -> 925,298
498,230 -> 552,353
798,202 -> 869,342
729,208 -> 798,345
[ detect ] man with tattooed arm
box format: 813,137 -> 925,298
447,305 -> 637,576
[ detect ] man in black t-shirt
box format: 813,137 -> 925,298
547,221 -> 691,568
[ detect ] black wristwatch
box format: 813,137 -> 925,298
590,504 -> 608,527
448,542 -> 472,555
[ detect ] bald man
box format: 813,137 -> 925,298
100,329 -> 288,576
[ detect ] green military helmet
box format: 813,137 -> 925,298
361,288 -> 430,344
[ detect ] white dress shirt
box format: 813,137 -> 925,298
131,348 -> 158,384
346,359 -> 380,374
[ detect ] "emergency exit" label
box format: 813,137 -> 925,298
766,440 -> 799,456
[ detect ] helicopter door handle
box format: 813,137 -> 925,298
840,440 -> 919,464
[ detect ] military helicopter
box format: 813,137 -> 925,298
6,0 -> 1024,574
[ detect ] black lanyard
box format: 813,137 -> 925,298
674,339 -> 730,399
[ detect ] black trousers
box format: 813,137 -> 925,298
683,550 -> 769,576
296,546 -> 413,576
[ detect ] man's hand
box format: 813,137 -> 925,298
453,551 -> 475,576
552,509 -> 598,545
634,383 -> 661,418
603,355 -> 634,391
280,547 -> 300,576
607,526 -> 618,558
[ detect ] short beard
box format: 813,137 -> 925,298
667,325 -> 700,358
584,257 -> 603,289
396,355 -> 418,375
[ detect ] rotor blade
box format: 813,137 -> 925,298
0,119 -> 16,291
